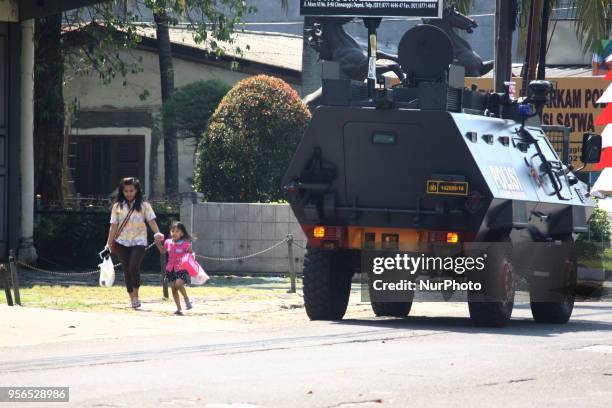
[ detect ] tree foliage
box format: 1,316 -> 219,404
194,76 -> 311,202
579,204 -> 612,243
513,0 -> 612,56
162,80 -> 230,140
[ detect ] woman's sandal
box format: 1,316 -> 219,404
174,310 -> 183,316
185,300 -> 193,310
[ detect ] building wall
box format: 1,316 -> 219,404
65,47 -> 302,196
64,47 -> 258,110
181,202 -> 307,274
0,0 -> 18,22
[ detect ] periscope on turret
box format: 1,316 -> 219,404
289,4 -> 606,327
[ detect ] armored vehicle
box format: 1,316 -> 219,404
283,22 -> 603,327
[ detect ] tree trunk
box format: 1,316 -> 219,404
526,0 -> 542,83
34,14 -> 65,202
149,125 -> 160,199
154,10 -> 179,197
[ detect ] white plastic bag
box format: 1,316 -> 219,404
98,256 -> 115,287
190,258 -> 210,286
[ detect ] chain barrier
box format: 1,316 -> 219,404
12,242 -> 157,277
292,241 -> 307,250
14,261 -> 102,277
11,238 -> 305,276
193,237 -> 290,262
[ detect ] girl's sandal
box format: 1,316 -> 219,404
174,310 -> 183,316
185,300 -> 193,310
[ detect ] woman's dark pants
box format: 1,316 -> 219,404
115,244 -> 145,293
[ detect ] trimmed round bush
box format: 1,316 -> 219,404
162,79 -> 230,139
194,75 -> 311,202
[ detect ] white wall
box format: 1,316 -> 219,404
181,202 -> 307,274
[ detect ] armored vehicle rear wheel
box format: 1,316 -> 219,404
370,298 -> 413,318
303,247 -> 353,320
530,235 -> 576,324
468,233 -> 515,327
366,256 -> 414,317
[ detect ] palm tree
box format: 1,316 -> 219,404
515,0 -> 611,58
570,0 -> 612,55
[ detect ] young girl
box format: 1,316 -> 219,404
106,177 -> 164,309
157,222 -> 193,315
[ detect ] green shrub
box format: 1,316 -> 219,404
194,75 -> 311,202
162,80 -> 230,139
577,204 -> 611,244
576,204 -> 611,263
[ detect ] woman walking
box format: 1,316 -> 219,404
105,177 -> 164,308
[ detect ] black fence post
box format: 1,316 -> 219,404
287,234 -> 296,293
161,252 -> 169,299
8,250 -> 20,306
1,264 -> 13,306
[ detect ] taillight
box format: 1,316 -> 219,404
301,225 -> 348,249
313,226 -> 325,238
429,231 -> 460,244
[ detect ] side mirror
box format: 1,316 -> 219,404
581,133 -> 602,164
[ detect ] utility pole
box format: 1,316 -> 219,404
494,0 -> 515,92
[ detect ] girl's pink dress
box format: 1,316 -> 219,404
164,239 -> 192,272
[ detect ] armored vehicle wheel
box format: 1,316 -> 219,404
367,257 -> 414,317
530,235 -> 576,324
303,247 -> 353,320
370,298 -> 413,318
468,233 -> 515,327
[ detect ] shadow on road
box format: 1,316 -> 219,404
333,305 -> 612,337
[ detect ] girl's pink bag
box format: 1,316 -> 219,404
180,253 -> 209,285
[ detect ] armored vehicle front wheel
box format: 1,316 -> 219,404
468,234 -> 515,327
303,247 -> 353,320
530,235 -> 576,324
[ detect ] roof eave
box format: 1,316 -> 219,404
19,0 -> 108,21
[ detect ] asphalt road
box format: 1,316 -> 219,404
2,301 -> 612,408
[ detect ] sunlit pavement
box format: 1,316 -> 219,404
1,291 -> 611,408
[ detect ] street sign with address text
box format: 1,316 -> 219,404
300,0 -> 443,18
